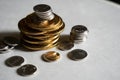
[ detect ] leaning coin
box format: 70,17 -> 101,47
57,40 -> 74,51
3,36 -> 19,47
67,49 -> 87,61
17,64 -> 37,76
5,56 -> 24,67
0,40 -> 9,51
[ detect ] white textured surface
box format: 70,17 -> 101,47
0,0 -> 120,80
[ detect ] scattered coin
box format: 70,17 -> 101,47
0,40 -> 9,51
41,51 -> 60,62
70,25 -> 89,43
67,49 -> 87,61
5,56 -> 24,67
3,36 -> 19,47
57,40 -> 74,51
17,64 -> 37,76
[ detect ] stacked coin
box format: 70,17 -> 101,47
70,25 -> 89,43
18,4 -> 65,50
42,51 -> 60,62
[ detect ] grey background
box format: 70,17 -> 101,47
0,0 -> 120,80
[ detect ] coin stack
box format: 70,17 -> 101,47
70,25 -> 89,43
18,4 -> 65,50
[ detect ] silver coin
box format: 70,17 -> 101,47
0,40 -> 9,51
67,49 -> 87,61
3,36 -> 19,47
5,56 -> 24,67
33,4 -> 54,20
70,25 -> 89,43
17,64 -> 37,76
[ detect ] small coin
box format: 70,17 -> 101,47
17,64 -> 37,76
57,40 -> 74,51
5,56 -> 24,67
71,25 -> 88,33
3,36 -> 19,47
0,40 -> 9,51
41,51 -> 60,62
70,25 -> 89,43
67,49 -> 87,61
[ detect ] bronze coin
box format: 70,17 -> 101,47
57,40 -> 74,51
17,64 -> 37,76
41,51 -> 60,62
5,56 -> 24,67
67,49 -> 87,61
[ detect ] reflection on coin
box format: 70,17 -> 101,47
0,40 -> 9,51
3,36 -> 19,47
70,25 -> 89,43
41,51 -> 60,62
17,64 -> 37,76
57,40 -> 74,51
67,49 -> 87,61
5,56 -> 24,67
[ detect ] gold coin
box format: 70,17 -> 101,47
41,51 -> 60,62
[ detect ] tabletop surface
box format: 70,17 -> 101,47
0,0 -> 120,80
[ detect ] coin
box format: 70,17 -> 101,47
17,64 -> 37,76
3,36 -> 19,47
18,5 -> 65,50
41,51 -> 60,62
57,40 -> 74,51
67,49 -> 87,61
5,56 -> 24,67
70,25 -> 89,43
0,40 -> 8,51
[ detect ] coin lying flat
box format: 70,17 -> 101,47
5,56 -> 24,67
17,64 -> 37,76
57,40 -> 74,51
41,51 -> 60,62
0,40 -> 9,51
3,36 -> 19,47
67,49 -> 87,61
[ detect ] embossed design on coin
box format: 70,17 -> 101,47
67,49 -> 87,61
17,64 -> 37,76
5,56 -> 24,67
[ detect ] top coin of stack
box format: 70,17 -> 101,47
18,4 -> 65,50
70,25 -> 89,43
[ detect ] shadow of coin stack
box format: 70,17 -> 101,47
18,4 -> 65,50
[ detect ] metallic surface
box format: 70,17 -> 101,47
3,36 -> 19,47
5,56 -> 24,67
57,39 -> 74,51
70,25 -> 89,43
0,40 -> 9,51
17,64 -> 37,76
41,51 -> 60,62
33,4 -> 54,20
18,4 -> 65,50
67,49 -> 87,61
